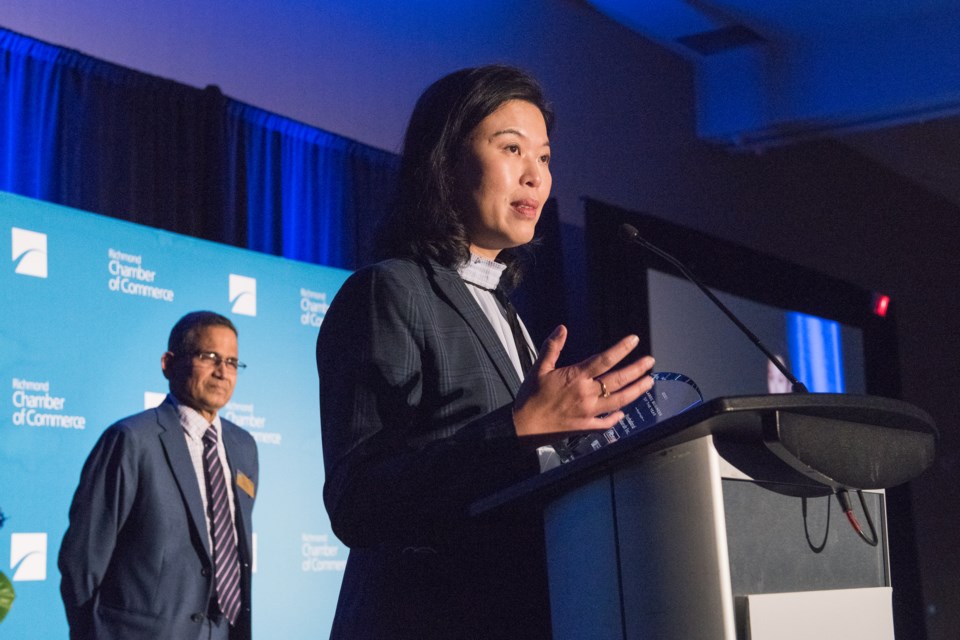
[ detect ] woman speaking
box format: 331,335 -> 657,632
317,65 -> 655,639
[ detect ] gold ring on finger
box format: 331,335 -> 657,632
596,378 -> 611,398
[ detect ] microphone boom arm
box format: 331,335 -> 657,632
619,224 -> 809,394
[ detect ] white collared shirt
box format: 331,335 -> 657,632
457,256 -> 561,470
168,394 -> 239,548
457,254 -> 535,381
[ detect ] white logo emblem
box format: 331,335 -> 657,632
11,228 -> 48,278
144,391 -> 167,409
10,532 -> 47,581
229,274 -> 257,317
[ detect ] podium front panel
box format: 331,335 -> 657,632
544,436 -> 737,640
541,434 -> 892,640
723,480 -> 888,595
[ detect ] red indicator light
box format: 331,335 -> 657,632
872,294 -> 890,317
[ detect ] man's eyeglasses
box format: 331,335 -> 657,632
191,351 -> 247,372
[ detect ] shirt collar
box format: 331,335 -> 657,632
457,253 -> 506,291
167,393 -> 222,440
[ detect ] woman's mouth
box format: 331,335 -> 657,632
511,199 -> 540,218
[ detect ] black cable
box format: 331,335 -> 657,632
802,494 -> 830,553
837,489 -> 879,547
855,489 -> 880,547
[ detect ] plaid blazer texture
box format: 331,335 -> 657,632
317,257 -> 550,639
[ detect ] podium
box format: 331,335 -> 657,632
473,394 -> 936,640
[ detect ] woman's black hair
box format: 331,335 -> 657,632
374,64 -> 553,289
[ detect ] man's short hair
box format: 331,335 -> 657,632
167,311 -> 238,355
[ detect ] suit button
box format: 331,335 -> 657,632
191,613 -> 205,623
201,567 -> 210,577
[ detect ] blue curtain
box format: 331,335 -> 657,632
0,26 -> 396,269
0,30 -> 61,201
0,26 -> 565,338
226,102 -> 397,267
0,28 -> 230,242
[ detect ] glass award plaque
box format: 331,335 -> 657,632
555,372 -> 704,464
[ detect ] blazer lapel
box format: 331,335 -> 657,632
222,424 -> 254,558
428,261 -> 524,396
156,400 -> 213,560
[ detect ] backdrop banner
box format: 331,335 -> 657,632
1,190 -> 349,639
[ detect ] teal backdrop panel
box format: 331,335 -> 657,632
0,190 -> 350,639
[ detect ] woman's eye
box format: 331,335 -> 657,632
505,144 -> 520,154
540,154 -> 551,165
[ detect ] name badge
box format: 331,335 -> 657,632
236,471 -> 256,499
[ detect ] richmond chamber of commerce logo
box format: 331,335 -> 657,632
11,227 -> 47,278
10,532 -> 47,581
229,274 -> 257,317
223,401 -> 280,446
11,378 -> 86,429
107,248 -> 174,302
301,533 -> 345,573
299,288 -> 329,327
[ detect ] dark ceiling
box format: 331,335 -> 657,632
586,0 -> 960,207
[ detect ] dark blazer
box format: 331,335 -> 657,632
317,258 -> 551,639
59,397 -> 258,640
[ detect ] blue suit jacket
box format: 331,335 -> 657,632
59,398 -> 258,640
317,258 -> 551,639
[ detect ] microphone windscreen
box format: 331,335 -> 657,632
618,223 -> 640,243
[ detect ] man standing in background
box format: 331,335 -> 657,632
59,311 -> 258,640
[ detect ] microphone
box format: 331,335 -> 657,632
618,223 -> 809,393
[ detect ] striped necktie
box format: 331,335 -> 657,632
203,426 -> 242,626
